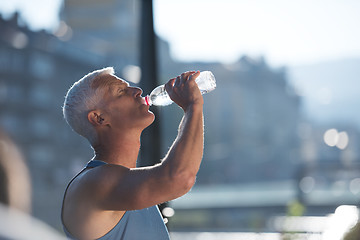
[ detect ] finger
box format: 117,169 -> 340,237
165,78 -> 176,92
180,71 -> 195,81
174,75 -> 181,87
188,71 -> 200,82
180,72 -> 188,85
166,78 -> 176,87
184,71 -> 196,81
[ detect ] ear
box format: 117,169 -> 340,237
87,110 -> 108,126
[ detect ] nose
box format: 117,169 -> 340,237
131,86 -> 143,97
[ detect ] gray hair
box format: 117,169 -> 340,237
63,67 -> 115,144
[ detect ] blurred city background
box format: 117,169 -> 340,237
1,0 -> 360,239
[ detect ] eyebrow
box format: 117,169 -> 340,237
111,80 -> 129,94
116,80 -> 130,89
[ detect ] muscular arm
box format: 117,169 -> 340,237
86,71 -> 205,210
159,70 -> 204,191
162,103 -> 204,189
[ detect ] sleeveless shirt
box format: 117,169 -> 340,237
61,160 -> 170,240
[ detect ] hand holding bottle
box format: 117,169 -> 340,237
145,71 -> 216,108
163,71 -> 203,110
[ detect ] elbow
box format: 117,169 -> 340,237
172,172 -> 196,196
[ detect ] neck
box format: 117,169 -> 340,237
92,129 -> 142,168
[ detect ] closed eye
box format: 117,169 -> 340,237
118,88 -> 126,95
115,81 -> 130,96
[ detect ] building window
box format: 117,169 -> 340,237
6,84 -> 24,103
0,49 -> 24,72
29,86 -> 51,108
29,144 -> 53,165
29,115 -> 51,139
29,53 -> 54,80
0,48 -> 10,71
0,114 -> 22,136
0,81 -> 7,103
11,52 -> 25,71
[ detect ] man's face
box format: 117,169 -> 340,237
97,74 -> 154,131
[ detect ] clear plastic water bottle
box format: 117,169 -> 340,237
145,71 -> 216,106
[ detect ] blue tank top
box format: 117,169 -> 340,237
62,160 -> 170,240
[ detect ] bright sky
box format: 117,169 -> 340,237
154,0 -> 360,67
1,0 -> 360,67
0,0 -> 62,30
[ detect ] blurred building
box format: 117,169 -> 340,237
0,12 -> 104,230
61,0 -> 140,70
201,57 -> 302,184
157,53 -> 303,184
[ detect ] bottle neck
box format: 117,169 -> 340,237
145,95 -> 152,106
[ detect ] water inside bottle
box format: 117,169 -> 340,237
150,89 -> 172,106
146,71 -> 216,106
145,85 -> 173,106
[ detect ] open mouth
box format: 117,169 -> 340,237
141,96 -> 148,105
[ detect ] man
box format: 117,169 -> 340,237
61,67 -> 204,239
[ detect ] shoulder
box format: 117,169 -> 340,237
62,165 -> 129,234
70,164 -> 130,198
62,165 -> 128,239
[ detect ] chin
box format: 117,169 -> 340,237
143,111 -> 155,127
148,111 -> 155,124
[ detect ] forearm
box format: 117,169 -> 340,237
163,104 -> 204,182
